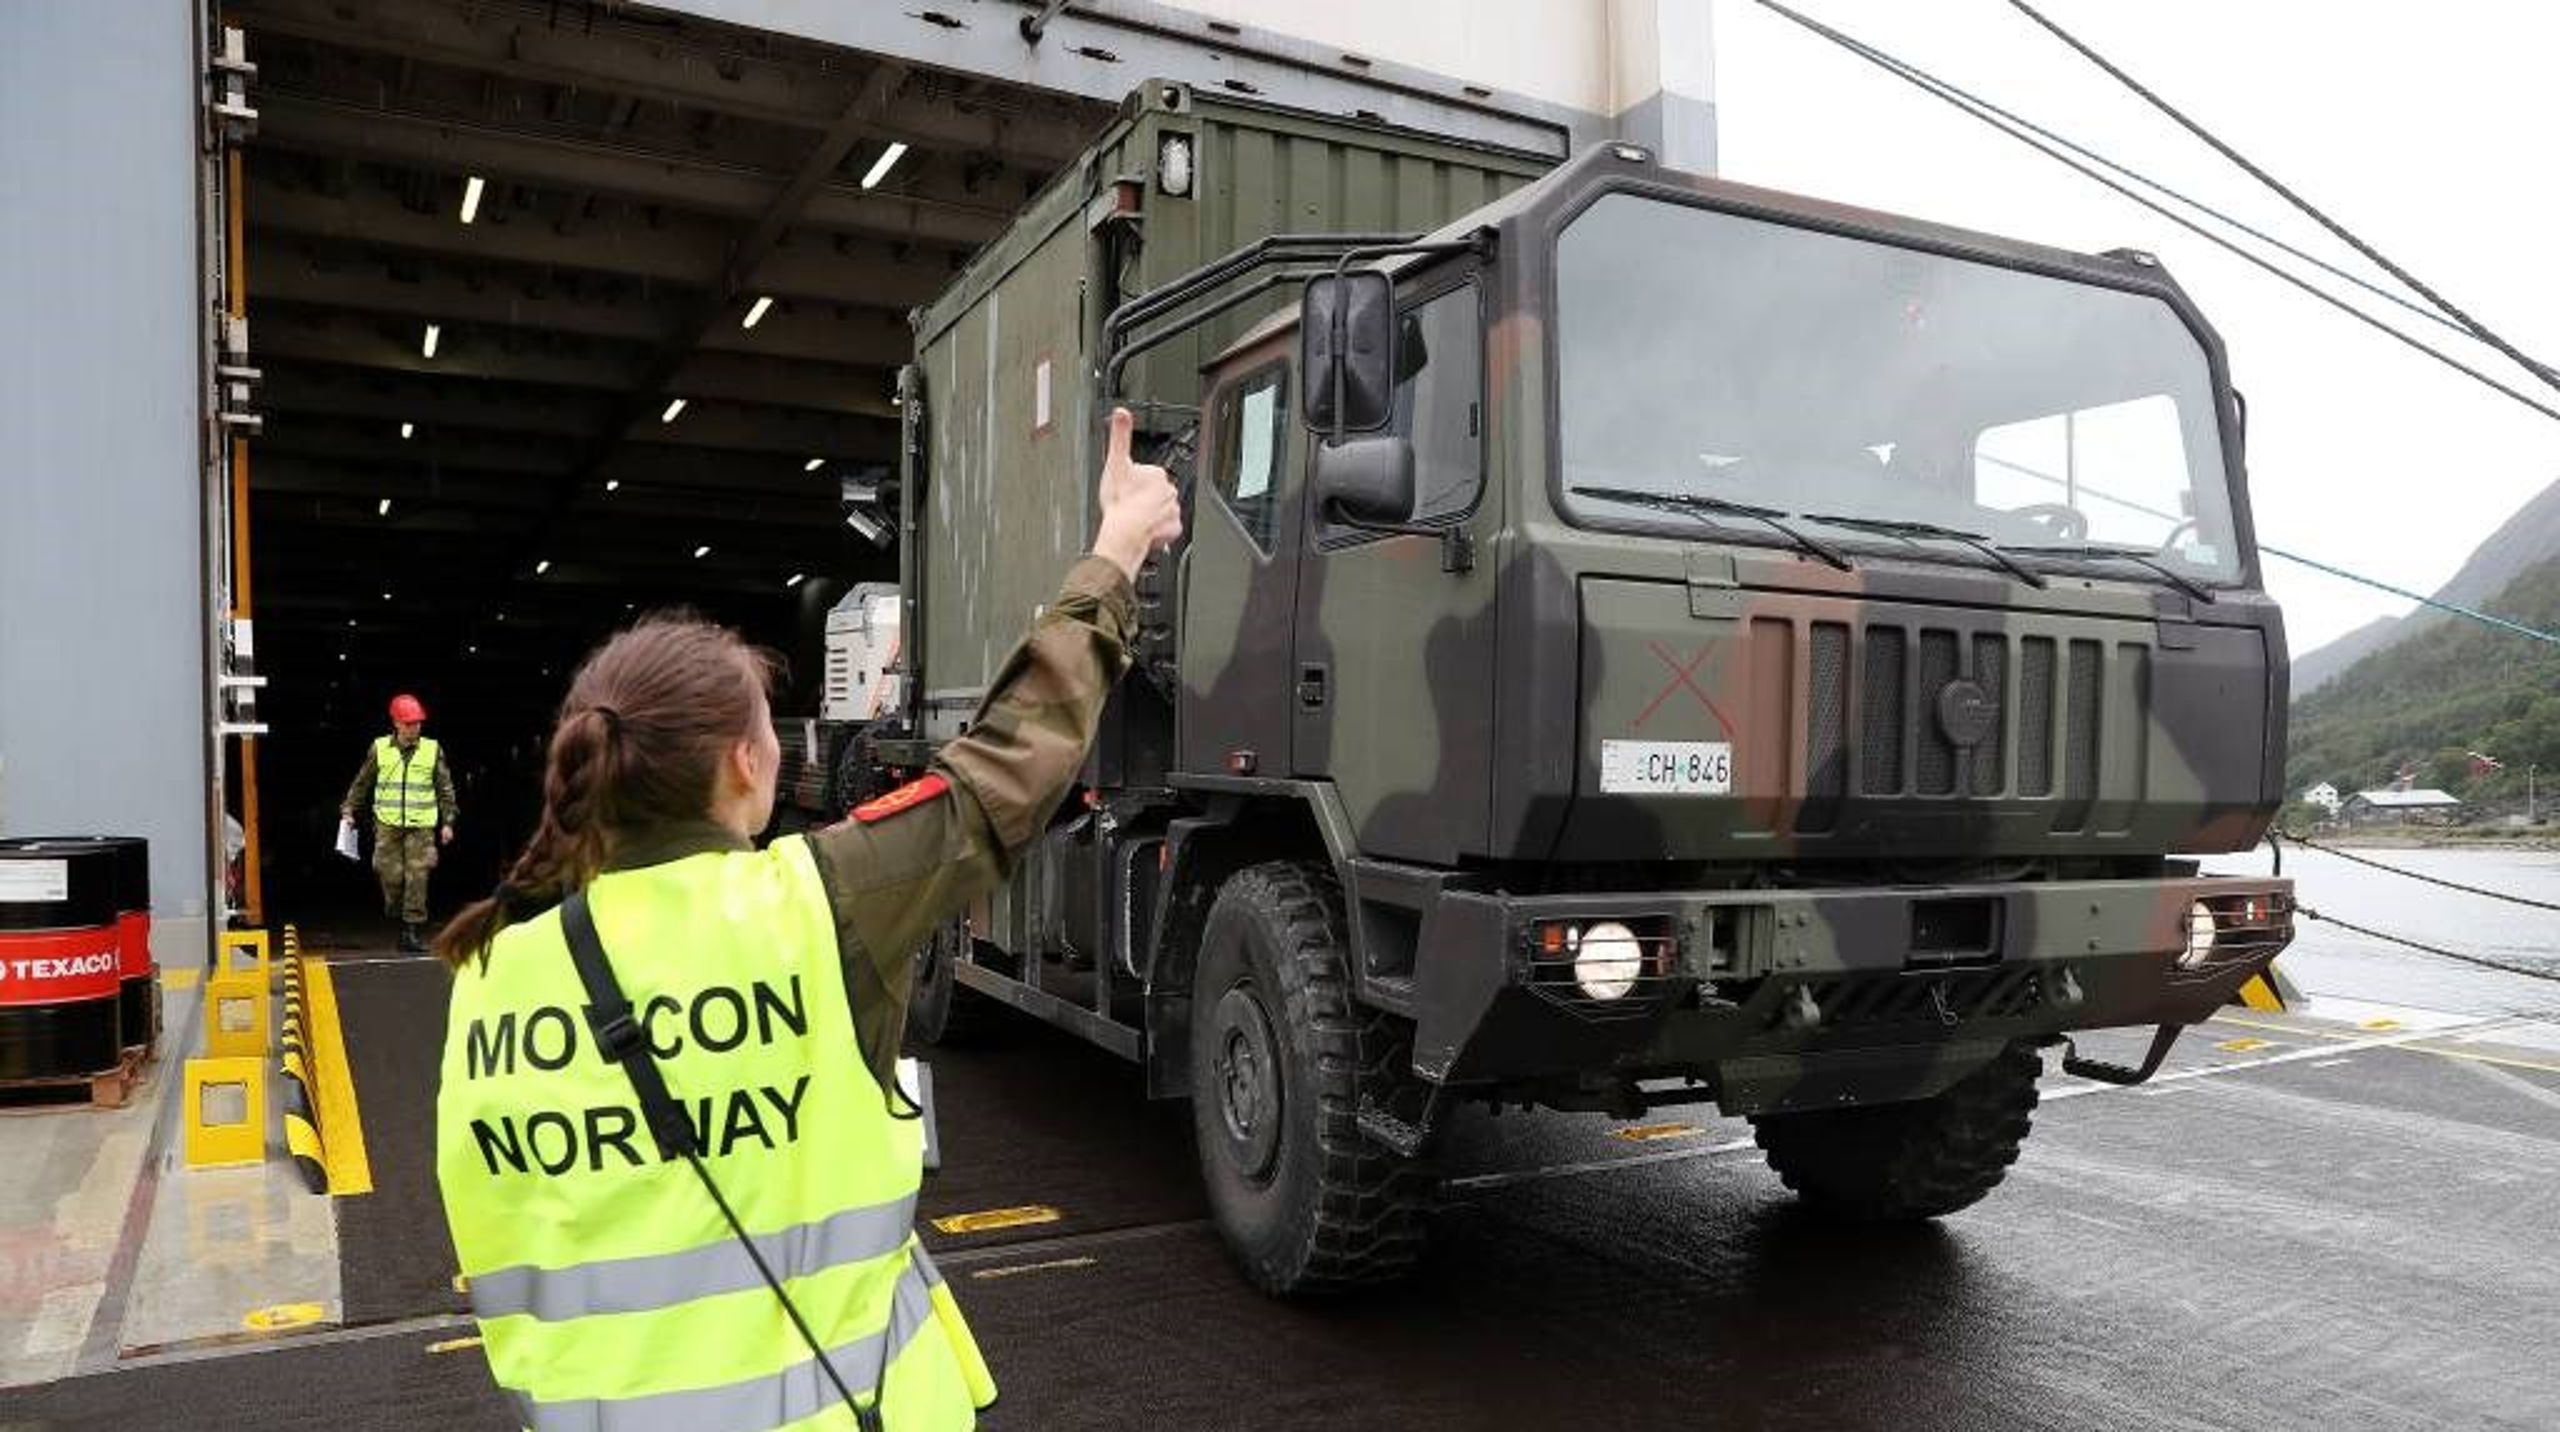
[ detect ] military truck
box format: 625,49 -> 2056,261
880,82 -> 2296,1295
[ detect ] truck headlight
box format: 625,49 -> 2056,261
2177,900 -> 2217,969
1574,920 -> 1645,1001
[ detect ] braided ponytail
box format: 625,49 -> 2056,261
434,616 -> 774,969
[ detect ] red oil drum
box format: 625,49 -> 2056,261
0,840 -> 128,1081
2,838 -> 156,1056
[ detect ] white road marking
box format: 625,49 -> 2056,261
2449,1054 -> 2560,1115
1451,1016 -> 2531,1194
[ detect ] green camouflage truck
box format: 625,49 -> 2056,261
882,82 -> 2296,1295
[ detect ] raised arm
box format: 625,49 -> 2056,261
808,408 -> 1181,1080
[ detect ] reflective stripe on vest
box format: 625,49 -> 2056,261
435,837 -> 996,1429
373,735 -> 442,828
512,1249 -> 942,1432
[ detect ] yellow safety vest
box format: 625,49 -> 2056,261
435,837 -> 996,1430
373,735 -> 443,829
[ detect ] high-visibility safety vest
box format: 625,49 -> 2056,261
436,837 -> 996,1431
373,735 -> 443,829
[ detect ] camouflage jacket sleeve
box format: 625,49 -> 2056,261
435,752 -> 459,827
808,555 -> 1135,1089
342,745 -> 376,818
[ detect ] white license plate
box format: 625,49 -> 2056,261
1600,740 -> 1733,795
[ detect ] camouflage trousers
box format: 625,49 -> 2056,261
372,823 -> 438,924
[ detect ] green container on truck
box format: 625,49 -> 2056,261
882,83 -> 2297,1296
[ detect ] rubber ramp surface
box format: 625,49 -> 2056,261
917,1016 -> 1202,1253
0,1331 -> 513,1431
329,954 -> 468,1325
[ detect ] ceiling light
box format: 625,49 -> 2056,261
400,422 -> 414,440
346,619 -> 357,628
604,478 -> 620,492
377,498 -> 392,516
693,544 -> 711,559
786,572 -> 806,588
534,559 -> 551,575
460,174 -> 485,225
380,590 -> 392,601
422,323 -> 440,359
845,508 -> 888,547
467,644 -> 478,655
660,397 -> 687,423
804,457 -> 825,472
860,141 -> 909,190
742,295 -> 774,329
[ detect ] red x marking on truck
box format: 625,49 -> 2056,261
1632,641 -> 1737,738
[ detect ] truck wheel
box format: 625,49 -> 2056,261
1189,861 -> 1432,1294
907,921 -> 1002,1047
1748,1040 -> 2042,1221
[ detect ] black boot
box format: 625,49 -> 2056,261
399,922 -> 426,954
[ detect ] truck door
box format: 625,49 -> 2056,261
1292,273 -> 1496,865
1175,358 -> 1302,777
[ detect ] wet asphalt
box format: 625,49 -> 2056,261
6,990 -> 2557,1431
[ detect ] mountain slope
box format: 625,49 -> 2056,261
2287,551 -> 2560,801
2291,476 -> 2560,696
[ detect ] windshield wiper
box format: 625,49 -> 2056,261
2004,542 -> 2220,604
1570,485 -> 1854,572
1799,513 -> 2049,589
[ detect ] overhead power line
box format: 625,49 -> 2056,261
1745,0 -> 2560,428
2002,0 -> 2560,394
1981,449 -> 2560,646
2277,832 -> 2560,911
2297,905 -> 2560,985
2250,545 -> 2560,648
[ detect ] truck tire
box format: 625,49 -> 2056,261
1748,1040 -> 2042,1221
907,921 -> 1003,1047
1189,861 -> 1432,1295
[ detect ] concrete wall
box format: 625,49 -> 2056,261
0,0 -> 214,942
654,0 -> 1715,161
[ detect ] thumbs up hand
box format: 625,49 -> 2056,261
1092,406 -> 1183,582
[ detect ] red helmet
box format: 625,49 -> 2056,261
388,693 -> 428,724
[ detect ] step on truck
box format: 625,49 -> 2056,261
876,81 -> 2297,1295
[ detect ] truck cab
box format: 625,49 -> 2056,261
898,117 -> 2295,1296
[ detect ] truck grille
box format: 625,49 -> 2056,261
1786,618 -> 2146,834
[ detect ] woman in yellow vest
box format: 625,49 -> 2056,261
432,410 -> 1179,1430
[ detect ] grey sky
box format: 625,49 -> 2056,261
1711,0 -> 2560,653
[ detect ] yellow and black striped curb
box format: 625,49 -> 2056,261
277,926 -> 327,1194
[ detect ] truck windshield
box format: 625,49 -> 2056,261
1554,193 -> 2242,581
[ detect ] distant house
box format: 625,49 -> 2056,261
2343,788 -> 2463,825
2302,782 -> 2342,814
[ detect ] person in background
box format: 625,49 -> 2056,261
430,409 -> 1181,1429
343,692 -> 456,952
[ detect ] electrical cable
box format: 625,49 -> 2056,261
2296,904 -> 2560,984
2278,832 -> 2560,910
1765,20 -> 2468,343
2002,0 -> 2560,393
1747,7 -> 2560,648
1745,0 -> 2560,427
2250,545 -> 2560,648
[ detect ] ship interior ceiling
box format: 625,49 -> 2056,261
224,0 -> 1112,914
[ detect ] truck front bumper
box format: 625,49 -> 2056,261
1398,873 -> 2294,1114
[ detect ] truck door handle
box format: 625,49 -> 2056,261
1297,663 -> 1329,709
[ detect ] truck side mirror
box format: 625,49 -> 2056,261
1301,271 -> 1396,435
1314,435 -> 1415,525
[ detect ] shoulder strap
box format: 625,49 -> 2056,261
560,891 -> 696,1160
557,888 -> 880,1430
